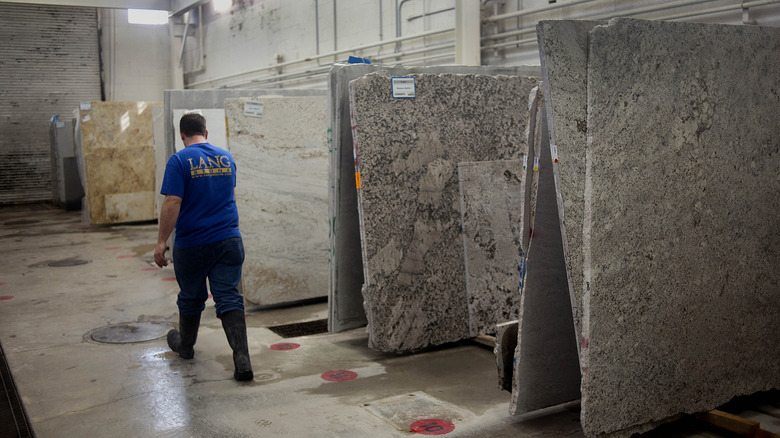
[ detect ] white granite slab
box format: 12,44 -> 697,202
349,72 -> 539,352
225,96 -> 328,307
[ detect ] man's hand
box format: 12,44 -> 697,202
154,242 -> 169,267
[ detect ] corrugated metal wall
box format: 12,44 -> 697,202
0,3 -> 101,204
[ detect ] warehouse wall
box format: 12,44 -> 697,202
99,8 -> 171,102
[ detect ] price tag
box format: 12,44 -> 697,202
81,115 -> 90,123
56,120 -> 65,128
79,101 -> 92,111
533,157 -> 539,172
392,77 -> 416,98
551,145 -> 559,163
244,100 -> 264,117
523,156 -> 528,171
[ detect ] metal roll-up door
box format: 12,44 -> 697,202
0,3 -> 101,204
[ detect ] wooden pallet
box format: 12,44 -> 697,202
696,409 -> 780,438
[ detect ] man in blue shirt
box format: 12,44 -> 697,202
154,113 -> 253,381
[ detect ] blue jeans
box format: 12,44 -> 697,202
173,237 -> 245,318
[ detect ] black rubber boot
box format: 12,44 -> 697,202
221,310 -> 253,381
167,313 -> 201,359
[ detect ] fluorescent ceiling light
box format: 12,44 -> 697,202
213,0 -> 232,13
127,9 -> 168,25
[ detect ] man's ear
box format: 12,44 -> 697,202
204,129 -> 209,140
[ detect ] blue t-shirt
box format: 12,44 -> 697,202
160,142 -> 241,248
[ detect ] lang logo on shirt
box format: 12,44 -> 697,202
187,155 -> 233,178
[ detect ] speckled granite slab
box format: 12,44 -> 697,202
510,95 -> 581,415
225,96 -> 328,307
537,19 -> 602,350
328,64 -> 542,333
349,72 -> 539,352
581,19 -> 780,437
458,159 -> 525,336
78,101 -> 158,224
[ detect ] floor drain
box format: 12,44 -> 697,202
87,322 -> 173,344
267,319 -> 328,338
48,259 -> 90,267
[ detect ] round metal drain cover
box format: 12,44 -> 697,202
48,259 -> 90,267
90,322 -> 172,344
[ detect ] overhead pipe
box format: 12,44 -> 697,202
177,10 -> 190,66
660,0 -> 778,22
483,0 -> 598,22
187,26 -> 454,87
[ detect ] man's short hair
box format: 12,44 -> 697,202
180,113 -> 207,137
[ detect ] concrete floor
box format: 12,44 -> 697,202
0,204 -> 777,437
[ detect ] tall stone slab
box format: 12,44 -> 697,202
537,19 -> 602,350
458,159 -> 526,336
580,18 -> 780,437
349,72 -> 539,352
78,101 -> 158,224
327,64 -> 542,333
510,95 -> 581,415
225,96 -> 328,307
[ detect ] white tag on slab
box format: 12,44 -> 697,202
391,77 -> 416,98
244,101 -> 264,117
79,101 -> 92,111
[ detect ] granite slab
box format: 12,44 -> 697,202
224,96 -> 328,307
582,19 -> 780,437
327,64 -> 542,334
495,320 -> 518,392
458,159 -> 525,336
152,104 -> 166,217
78,101 -> 158,225
349,71 -> 539,352
510,94 -> 581,416
537,19 -> 602,350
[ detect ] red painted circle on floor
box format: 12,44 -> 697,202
0,282 -> 5,286
162,277 -> 176,282
141,267 -> 161,271
321,370 -> 357,382
0,296 -> 14,301
270,343 -> 300,351
117,255 -> 136,259
410,419 -> 455,435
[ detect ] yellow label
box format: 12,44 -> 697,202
355,172 -> 362,189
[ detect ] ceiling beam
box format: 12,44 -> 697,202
0,0 -> 172,10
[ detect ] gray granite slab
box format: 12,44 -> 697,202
225,96 -> 328,307
458,159 -> 526,336
510,95 -> 581,415
327,64 -> 543,333
537,19 -> 602,352
349,71 -> 539,352
582,18 -> 780,437
495,320 -> 518,392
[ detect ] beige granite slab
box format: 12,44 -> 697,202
349,72 -> 539,352
78,101 -> 158,225
582,18 -> 780,437
224,96 -> 328,307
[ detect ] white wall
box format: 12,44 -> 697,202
102,0 -> 780,93
100,8 -> 171,102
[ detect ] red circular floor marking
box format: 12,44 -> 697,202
321,370 -> 357,382
0,282 -> 5,286
270,343 -> 300,351
141,267 -> 161,271
117,255 -> 136,259
162,277 -> 176,281
0,296 -> 14,301
410,419 -> 455,435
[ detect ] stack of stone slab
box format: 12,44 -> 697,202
224,96 -> 328,307
348,71 -> 540,352
159,89 -> 328,307
327,64 -> 541,334
512,18 -> 780,437
75,101 -> 160,224
49,117 -> 83,210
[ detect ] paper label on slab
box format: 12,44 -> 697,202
533,157 -> 539,172
56,120 -> 65,128
81,115 -> 90,123
244,101 -> 264,117
551,144 -> 559,163
391,77 -> 416,98
523,156 -> 528,170
79,101 -> 92,111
